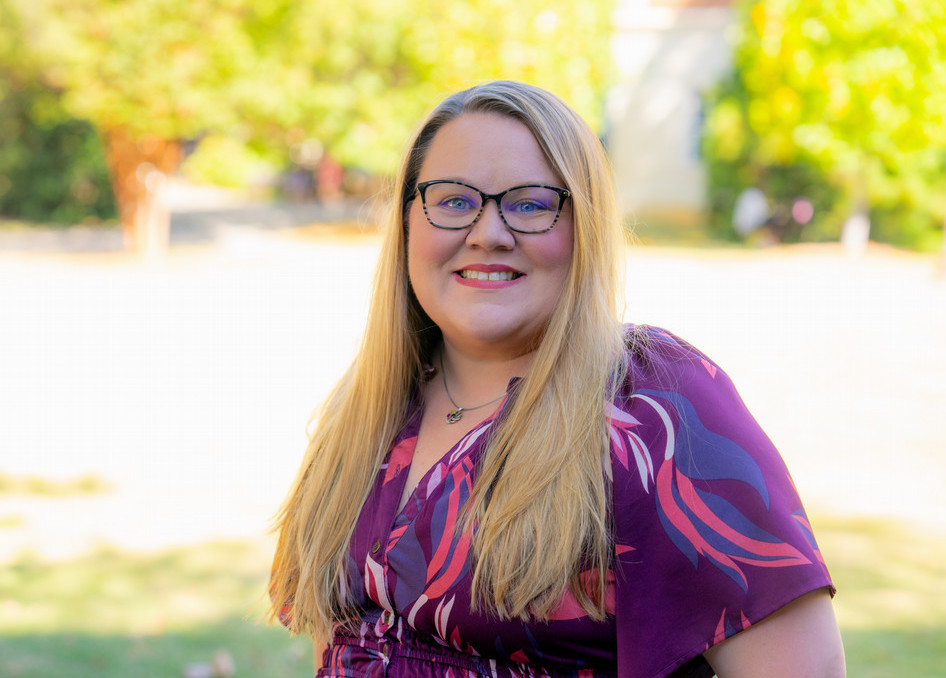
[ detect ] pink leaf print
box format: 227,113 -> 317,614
700,358 -> 718,378
608,402 -> 654,491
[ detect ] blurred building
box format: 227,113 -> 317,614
607,0 -> 735,222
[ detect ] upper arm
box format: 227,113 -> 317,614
703,588 -> 845,678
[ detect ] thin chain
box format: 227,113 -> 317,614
439,353 -> 507,424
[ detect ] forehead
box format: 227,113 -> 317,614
418,112 -> 561,188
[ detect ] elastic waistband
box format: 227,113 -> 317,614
332,628 -> 487,673
327,623 -> 612,678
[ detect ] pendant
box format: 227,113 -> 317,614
445,408 -> 463,424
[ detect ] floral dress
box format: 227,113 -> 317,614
285,326 -> 834,678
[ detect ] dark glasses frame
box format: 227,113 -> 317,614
415,180 -> 571,234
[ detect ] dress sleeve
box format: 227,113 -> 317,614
609,327 -> 834,678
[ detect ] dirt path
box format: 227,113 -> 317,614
1,232 -> 944,561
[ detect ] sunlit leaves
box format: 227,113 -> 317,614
287,0 -> 614,173
739,0 -> 944,162
6,0 -> 615,179
707,0 -> 946,246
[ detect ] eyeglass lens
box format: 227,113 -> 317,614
422,182 -> 563,232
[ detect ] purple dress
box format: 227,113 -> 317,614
287,327 -> 834,677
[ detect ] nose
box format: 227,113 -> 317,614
465,198 -> 515,250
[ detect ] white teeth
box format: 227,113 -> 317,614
460,270 -> 518,281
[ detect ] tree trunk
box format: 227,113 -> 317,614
938,209 -> 946,278
841,176 -> 870,257
841,201 -> 870,257
103,128 -> 182,256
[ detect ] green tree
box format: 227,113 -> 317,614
0,0 -> 115,224
14,0 -> 313,252
705,0 -> 946,251
8,0 -> 614,253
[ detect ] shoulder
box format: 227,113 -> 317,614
608,326 -> 836,677
621,324 -> 722,391
618,324 -> 738,422
611,324 -> 777,493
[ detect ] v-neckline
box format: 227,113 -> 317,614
383,372 -> 522,534
390,403 -> 503,530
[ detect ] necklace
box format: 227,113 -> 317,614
439,353 -> 507,424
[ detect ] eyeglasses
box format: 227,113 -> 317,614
415,180 -> 571,234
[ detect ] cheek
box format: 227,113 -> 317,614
532,223 -> 574,281
406,206 -> 443,288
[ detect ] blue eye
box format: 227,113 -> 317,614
425,184 -> 480,213
440,195 -> 477,212
506,198 -> 553,215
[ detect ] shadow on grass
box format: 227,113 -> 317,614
3,517 -> 945,677
1,541 -> 313,678
0,620 -> 312,678
842,627 -> 946,678
814,514 -> 946,678
5,624 -> 944,678
0,472 -> 113,497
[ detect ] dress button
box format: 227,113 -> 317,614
371,540 -> 381,554
382,610 -> 391,624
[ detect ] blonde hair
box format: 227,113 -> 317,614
270,81 -> 627,639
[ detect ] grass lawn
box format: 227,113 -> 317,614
2,516 -> 944,677
0,541 -> 313,678
815,515 -> 946,677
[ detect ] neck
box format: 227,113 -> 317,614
438,342 -> 535,406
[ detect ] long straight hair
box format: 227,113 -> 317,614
269,81 -> 627,639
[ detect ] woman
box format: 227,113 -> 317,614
270,81 -> 845,677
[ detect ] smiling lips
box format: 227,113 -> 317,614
459,270 -> 520,281
454,265 -> 524,287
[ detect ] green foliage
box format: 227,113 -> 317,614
0,86 -> 116,224
278,0 -> 615,174
2,0 -> 615,225
12,0 -> 615,178
0,0 -> 115,224
703,72 -> 842,243
703,0 -> 946,250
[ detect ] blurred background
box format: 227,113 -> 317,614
1,0 -> 944,676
